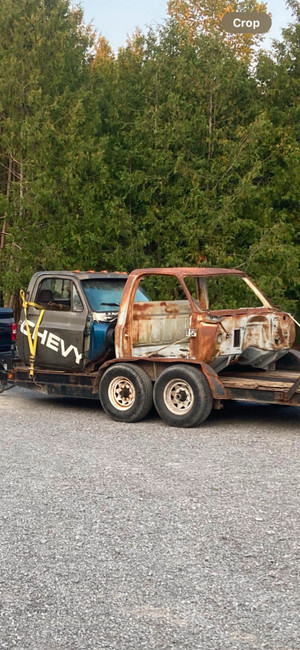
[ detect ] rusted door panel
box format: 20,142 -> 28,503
131,300 -> 192,358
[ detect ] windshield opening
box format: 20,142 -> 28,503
184,275 -> 265,311
81,279 -> 149,312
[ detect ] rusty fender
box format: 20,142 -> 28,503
92,357 -> 226,399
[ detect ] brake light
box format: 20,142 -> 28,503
10,322 -> 17,342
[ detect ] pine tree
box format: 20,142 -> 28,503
0,0 -> 99,304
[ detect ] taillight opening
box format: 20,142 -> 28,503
10,322 -> 17,342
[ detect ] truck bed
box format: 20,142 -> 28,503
0,308 -> 14,353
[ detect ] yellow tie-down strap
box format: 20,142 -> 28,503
20,289 -> 45,378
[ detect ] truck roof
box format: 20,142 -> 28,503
30,270 -> 129,281
29,268 -> 247,283
129,267 -> 246,277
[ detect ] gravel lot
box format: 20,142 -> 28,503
0,387 -> 299,650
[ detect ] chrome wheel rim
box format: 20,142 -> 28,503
163,379 -> 194,415
108,377 -> 136,411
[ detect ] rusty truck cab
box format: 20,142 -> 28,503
115,268 -> 296,372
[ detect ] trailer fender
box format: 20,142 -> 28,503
93,357 -> 226,399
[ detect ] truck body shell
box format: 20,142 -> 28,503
114,268 -> 295,372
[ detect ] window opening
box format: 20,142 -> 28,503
81,279 -> 149,313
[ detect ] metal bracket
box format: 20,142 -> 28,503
283,374 -> 300,401
186,329 -> 197,338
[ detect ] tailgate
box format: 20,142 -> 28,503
0,309 -> 13,352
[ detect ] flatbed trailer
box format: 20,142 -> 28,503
2,350 -> 300,423
6,365 -> 99,399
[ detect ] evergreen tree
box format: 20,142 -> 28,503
250,0 -> 300,314
1,0 -> 298,322
0,0 -> 101,304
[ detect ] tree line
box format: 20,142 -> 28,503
0,0 -> 299,319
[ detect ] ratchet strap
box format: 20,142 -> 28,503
20,289 -> 45,378
290,314 -> 300,330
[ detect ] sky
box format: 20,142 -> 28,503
76,1 -> 295,52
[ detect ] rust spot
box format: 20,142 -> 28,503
247,315 -> 268,323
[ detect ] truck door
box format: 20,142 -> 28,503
121,274 -> 193,359
19,276 -> 88,371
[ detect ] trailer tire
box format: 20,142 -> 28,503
99,363 -> 153,423
153,364 -> 213,428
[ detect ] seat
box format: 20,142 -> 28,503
37,289 -> 54,305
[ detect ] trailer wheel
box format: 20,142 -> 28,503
99,363 -> 153,423
153,364 -> 213,428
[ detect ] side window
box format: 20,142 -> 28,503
36,278 -> 83,312
131,274 -> 192,353
72,285 -> 83,312
136,275 -> 188,301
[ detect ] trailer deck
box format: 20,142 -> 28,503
6,366 -> 98,399
1,347 -> 299,424
220,368 -> 300,406
6,359 -> 300,410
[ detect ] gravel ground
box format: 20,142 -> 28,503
0,387 -> 299,650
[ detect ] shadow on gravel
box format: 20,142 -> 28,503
208,400 -> 299,428
12,386 -> 299,430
